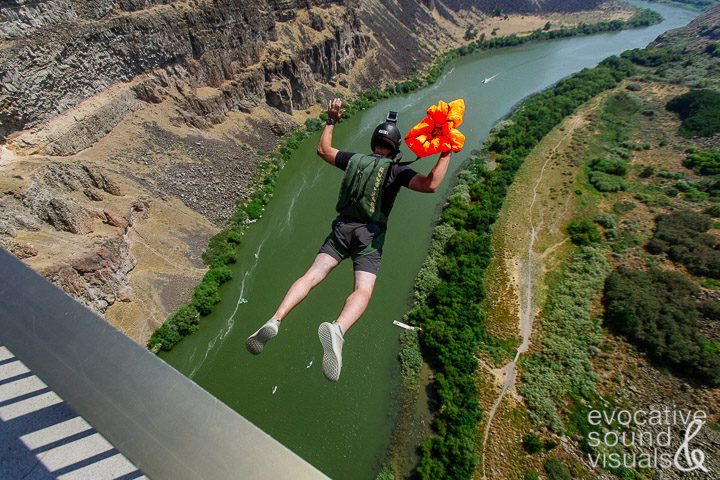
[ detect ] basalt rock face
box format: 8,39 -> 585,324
0,160 -> 139,314
0,0 -> 371,143
440,0 -> 604,13
0,0 -> 278,140
1,162 -> 124,237
0,0 -> 608,146
23,163 -> 124,235
42,236 -> 137,313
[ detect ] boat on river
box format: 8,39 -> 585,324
482,74 -> 498,84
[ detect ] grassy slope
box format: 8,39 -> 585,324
505,20 -> 720,480
478,94 -> 609,479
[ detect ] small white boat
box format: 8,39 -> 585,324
482,74 -> 498,84
239,297 -> 248,304
306,359 -> 313,368
393,320 -> 419,331
272,385 -> 278,394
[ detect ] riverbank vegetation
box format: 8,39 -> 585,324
394,56 -> 637,479
586,91 -> 643,192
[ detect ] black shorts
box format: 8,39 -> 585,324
318,216 -> 386,274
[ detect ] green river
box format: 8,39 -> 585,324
161,2 -> 696,478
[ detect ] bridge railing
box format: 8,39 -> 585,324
0,248 -> 328,480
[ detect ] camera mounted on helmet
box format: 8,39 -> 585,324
371,111 -> 403,160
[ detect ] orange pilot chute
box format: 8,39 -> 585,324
405,99 -> 466,158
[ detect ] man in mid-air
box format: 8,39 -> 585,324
246,98 -> 451,381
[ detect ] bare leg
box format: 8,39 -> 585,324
273,253 -> 339,320
335,270 -> 376,335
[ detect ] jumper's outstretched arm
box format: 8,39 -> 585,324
408,150 -> 452,193
317,98 -> 344,165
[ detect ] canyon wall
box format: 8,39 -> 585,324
0,0 -> 610,342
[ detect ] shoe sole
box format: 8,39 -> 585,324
318,323 -> 342,382
246,325 -> 277,355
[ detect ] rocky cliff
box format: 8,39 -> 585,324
1,0 -> 373,153
651,3 -> 720,51
1,0 -> 606,147
0,0 -> 617,343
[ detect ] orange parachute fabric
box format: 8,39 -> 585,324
405,99 -> 466,158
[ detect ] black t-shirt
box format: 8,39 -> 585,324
334,151 -> 418,221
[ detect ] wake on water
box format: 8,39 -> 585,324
284,177 -> 307,231
188,238 -> 268,378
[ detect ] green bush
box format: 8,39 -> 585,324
705,204 -> 720,217
590,156 -> 628,175
523,433 -> 544,454
566,218 -> 602,245
686,187 -> 709,202
639,166 -> 655,178
148,322 -> 182,352
245,198 -> 264,220
589,171 -> 627,192
594,213 -> 617,229
646,210 -> 720,278
697,176 -> 720,198
604,267 -> 720,387
707,42 -> 720,58
398,329 -> 422,382
226,230 -> 242,244
609,147 -> 631,159
544,458 -> 572,480
192,281 -> 221,315
170,305 -> 201,336
666,89 -> 720,138
304,117 -> 324,132
203,265 -> 233,285
621,48 -> 683,67
658,170 -> 687,181
684,150 -> 720,175
525,471 -> 540,480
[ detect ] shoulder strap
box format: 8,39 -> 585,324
390,149 -> 422,167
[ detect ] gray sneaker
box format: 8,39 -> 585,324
318,322 -> 344,381
246,318 -> 280,355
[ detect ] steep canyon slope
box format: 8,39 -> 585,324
1,0 -> 613,343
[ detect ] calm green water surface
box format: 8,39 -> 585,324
161,3 -> 696,478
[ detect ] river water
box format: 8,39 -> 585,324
161,3 -> 696,478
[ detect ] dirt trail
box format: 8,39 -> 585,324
480,116 -> 584,479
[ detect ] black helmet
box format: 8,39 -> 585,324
371,112 -> 402,157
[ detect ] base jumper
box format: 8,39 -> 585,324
246,98 -> 451,381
